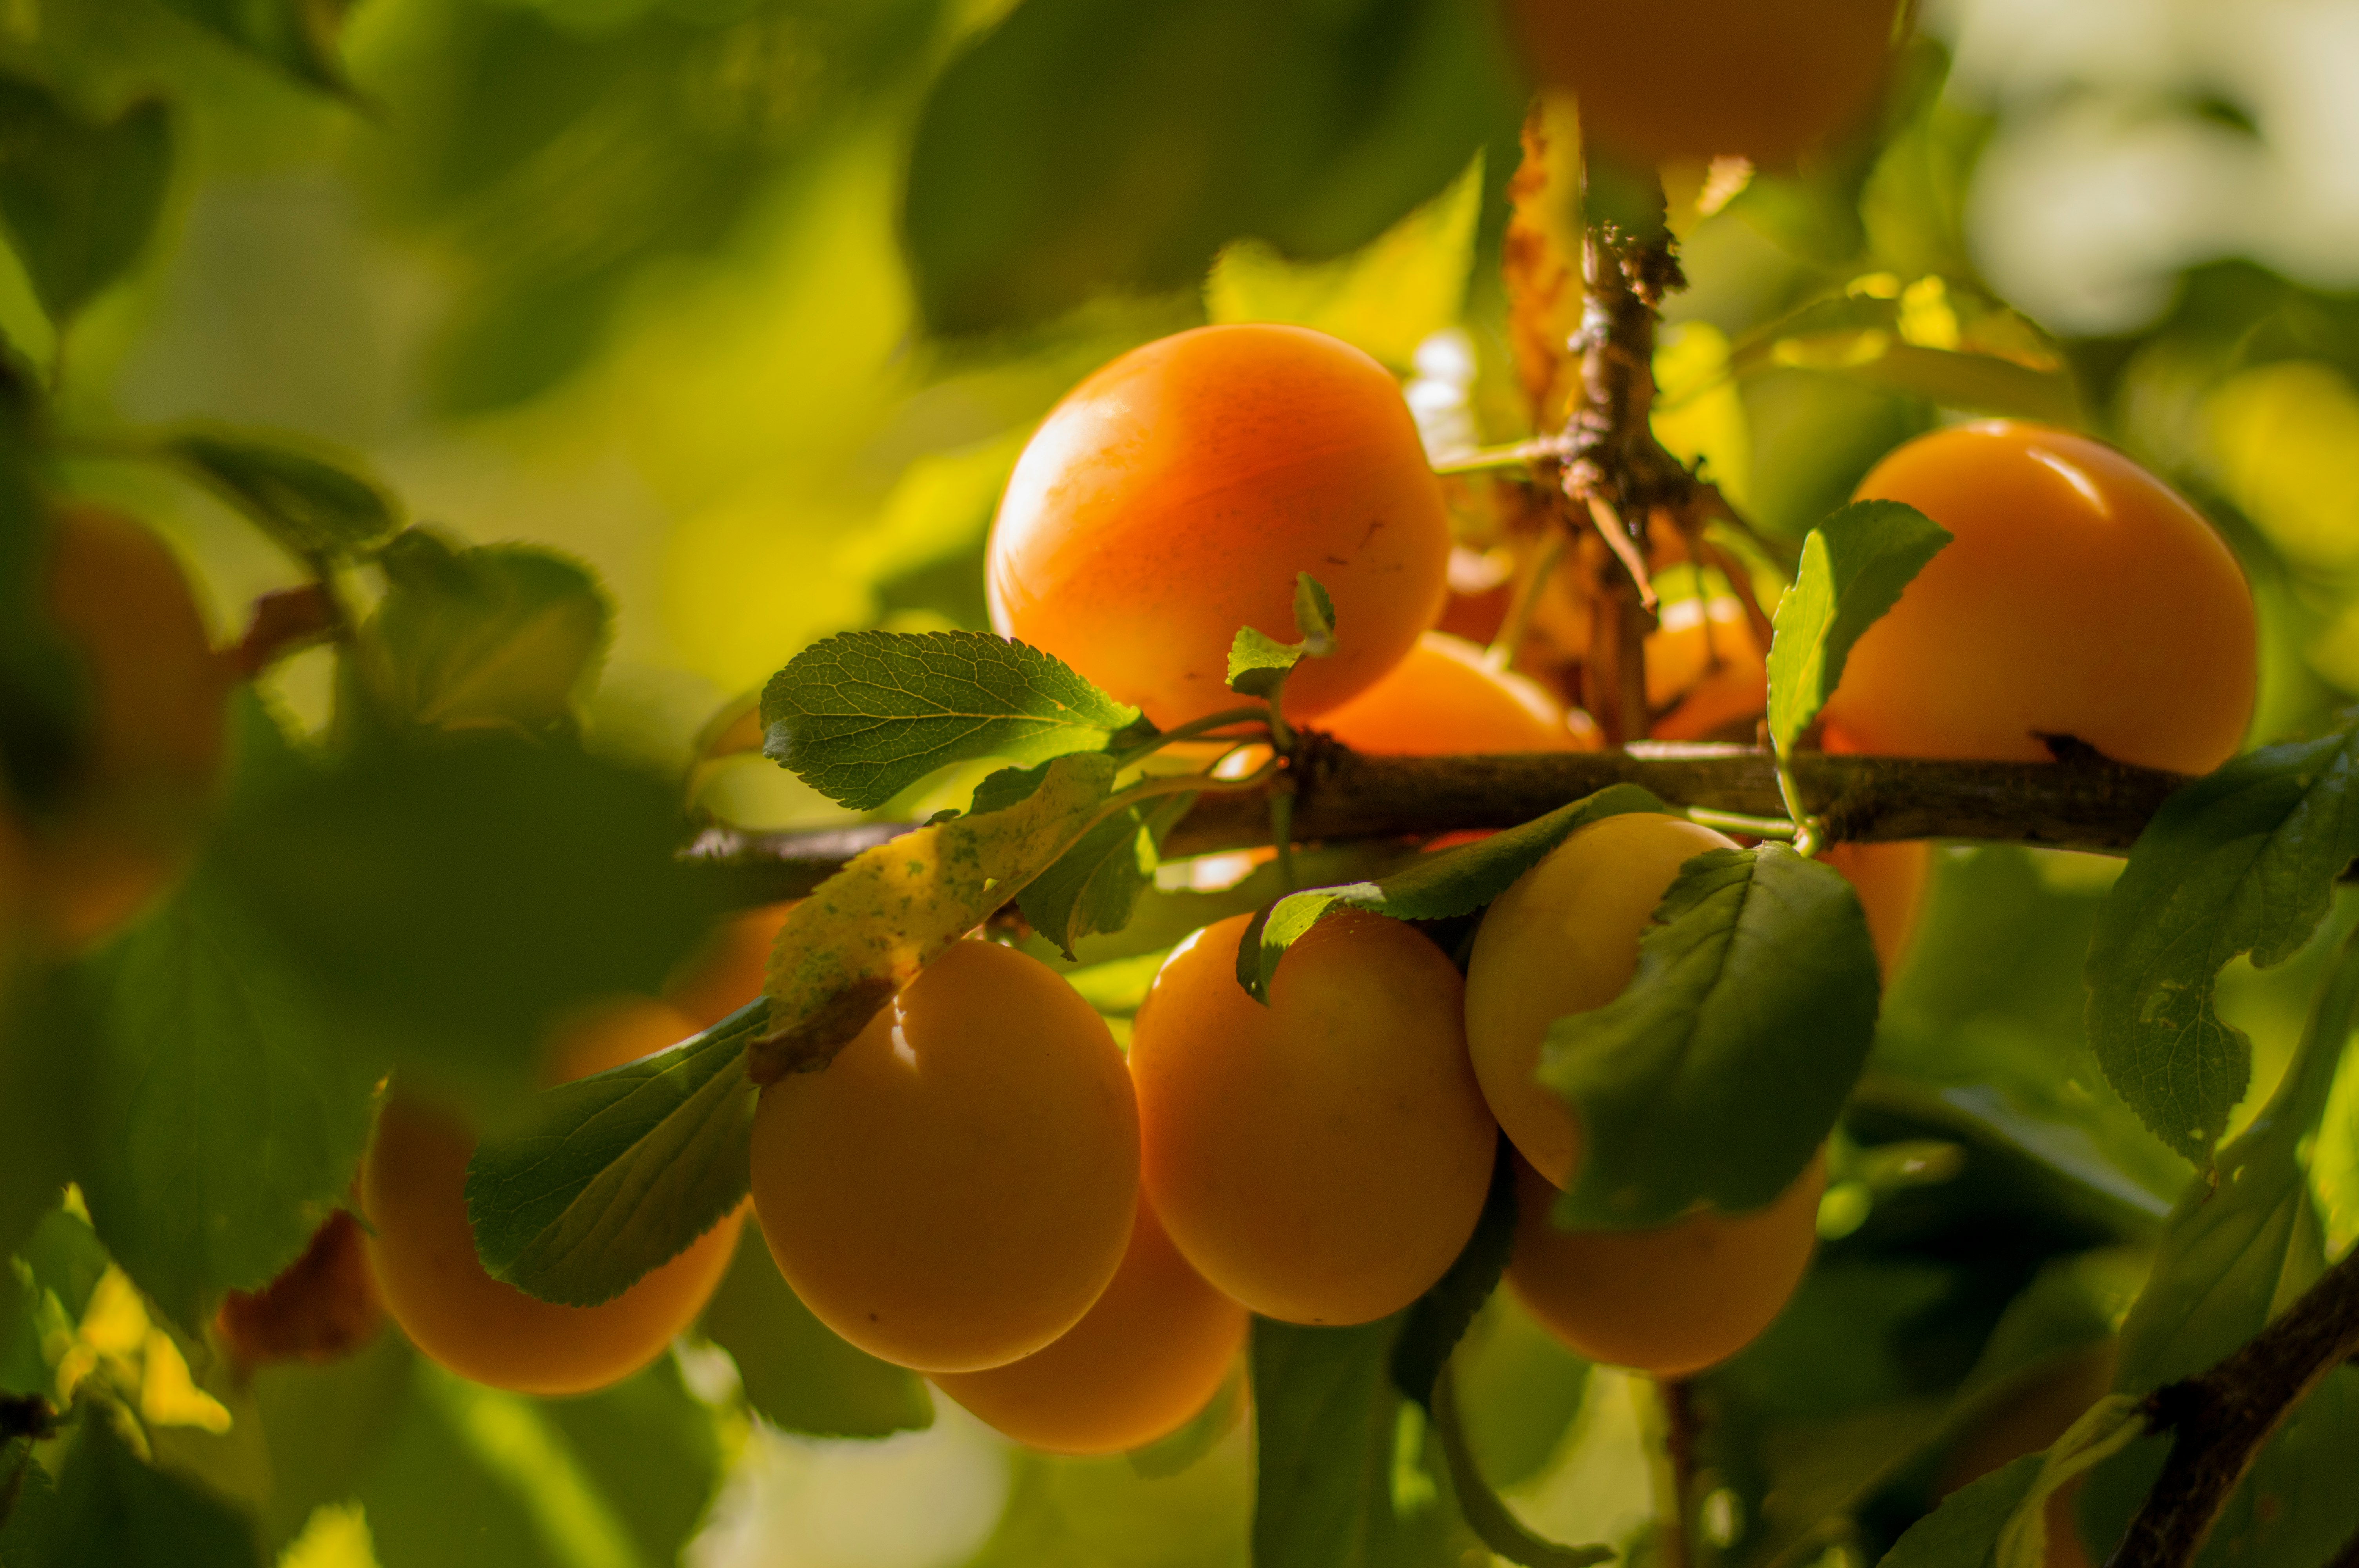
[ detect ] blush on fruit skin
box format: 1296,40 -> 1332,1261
1506,0 -> 1897,169
930,1193 -> 1247,1457
750,940 -> 1140,1375
1506,1151 -> 1826,1378
1129,911 -> 1496,1328
364,998 -> 743,1398
1819,422 -> 2256,777
987,323 -> 1452,729
1318,631 -> 1603,755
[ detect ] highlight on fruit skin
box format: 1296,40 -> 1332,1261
362,996 -> 743,1397
1505,1149 -> 1826,1377
1820,421 -> 2257,776
1464,811 -> 1737,1189
1128,910 -> 1496,1327
1317,630 -> 1603,755
930,1192 -> 1247,1456
750,939 -> 1140,1374
214,1209 -> 385,1376
987,322 -> 1452,728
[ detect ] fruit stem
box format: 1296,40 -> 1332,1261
1431,436 -> 1568,475
1114,706 -> 1276,769
1685,806 -> 1797,840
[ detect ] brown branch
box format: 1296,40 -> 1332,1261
681,746 -> 2191,903
2112,1243 -> 2359,1568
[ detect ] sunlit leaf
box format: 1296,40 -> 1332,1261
1766,500 -> 1950,756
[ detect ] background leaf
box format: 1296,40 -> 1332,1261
153,0 -> 358,98
1239,785 -> 1670,1000
1544,845 -> 1881,1228
1391,1140 -> 1515,1412
761,630 -> 1137,813
2083,723 -> 2359,1162
0,82 -> 171,330
31,1409 -> 264,1568
1018,792 -> 1190,961
1250,1318 -> 1400,1568
164,434 -> 401,561
358,534 -> 609,735
1876,1454 -> 2043,1568
696,1229 -> 931,1439
466,1004 -> 758,1307
1765,500 -> 1951,756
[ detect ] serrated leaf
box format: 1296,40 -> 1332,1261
761,630 -> 1137,813
1391,1140 -> 1514,1412
0,82 -> 171,328
360,534 -> 609,733
36,1409 -> 264,1568
698,1229 -> 931,1439
466,1005 -> 758,1308
154,0 -> 358,98
2084,724 -> 2359,1162
166,434 -> 400,560
1226,626 -> 1303,699
1542,844 -> 1880,1228
1876,1453 -> 2043,1568
755,751 -> 1120,1077
1238,785 -> 1672,1001
1251,1316 -> 1400,1568
1766,500 -> 1951,756
1020,792 -> 1191,960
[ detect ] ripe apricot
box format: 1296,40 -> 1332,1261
1506,0 -> 1897,169
987,324 -> 1452,728
214,1209 -> 384,1374
20,506 -> 233,950
1318,631 -> 1602,755
1129,911 -> 1495,1326
1465,811 -> 1737,1188
930,1192 -> 1246,1455
363,997 -> 742,1397
662,901 -> 798,1029
1646,595 -> 1767,742
1820,423 -> 2255,775
751,940 -> 1138,1374
1822,838 -> 1931,978
1507,1151 -> 1824,1376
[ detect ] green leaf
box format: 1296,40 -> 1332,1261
1543,844 -> 1881,1228
761,630 -> 1138,813
1238,785 -> 1672,1001
1428,1369 -> 1612,1568
35,1408 -> 265,1568
538,1357 -> 724,1568
1876,1453 -> 2043,1568
1226,626 -> 1304,701
1390,1141 -> 1514,1413
1018,792 -> 1191,960
62,867 -> 375,1332
164,434 -> 400,561
2,1205 -> 106,1398
466,1004 -> 758,1307
352,1361 -> 596,1568
248,1334 -> 412,1548
0,1444 -> 57,1564
0,82 -> 171,329
358,533 -> 609,733
1251,1317 -> 1401,1568
153,0 -> 358,97
904,0 -> 1522,334
698,1229 -> 931,1439
2084,725 -> 2359,1163
1765,500 -> 1951,757
1294,573 -> 1337,655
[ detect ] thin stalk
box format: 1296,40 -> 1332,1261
1487,530 -> 1568,673
1431,437 -> 1567,475
1685,806 -> 1798,840
1114,706 -> 1276,769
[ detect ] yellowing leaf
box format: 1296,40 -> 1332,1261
2205,359 -> 2359,572
138,1328 -> 231,1434
753,751 -> 1120,1078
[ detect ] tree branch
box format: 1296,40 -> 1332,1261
2113,1242 -> 2359,1568
682,744 -> 2189,903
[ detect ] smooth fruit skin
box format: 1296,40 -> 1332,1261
662,901 -> 798,1029
23,506 -> 233,951
1507,0 -> 1896,169
1318,631 -> 1603,755
1822,838 -> 1931,978
1820,423 -> 2256,775
364,998 -> 742,1397
1129,911 -> 1495,1326
930,1193 -> 1247,1456
987,324 -> 1452,728
1506,1151 -> 1825,1377
751,940 -> 1139,1374
1465,813 -> 1737,1188
1646,596 -> 1767,743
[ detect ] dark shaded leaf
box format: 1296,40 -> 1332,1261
698,1228 -> 931,1439
33,1409 -> 264,1568
1250,1317 -> 1399,1568
154,0 -> 358,98
165,434 -> 400,561
1391,1139 -> 1515,1412
1019,792 -> 1191,960
359,533 -> 609,733
0,83 -> 171,328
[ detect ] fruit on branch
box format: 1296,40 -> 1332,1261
362,997 -> 743,1397
987,323 -> 1451,727
213,1209 -> 384,1375
17,505 -> 233,952
1129,911 -> 1494,1326
930,1192 -> 1246,1455
1645,592 -> 1767,743
1464,811 -> 1737,1188
662,900 -> 798,1029
1823,838 -> 1930,978
751,939 -> 1139,1373
1504,0 -> 1898,169
1318,630 -> 1602,755
1506,1151 -> 1824,1376
1820,422 -> 2256,775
